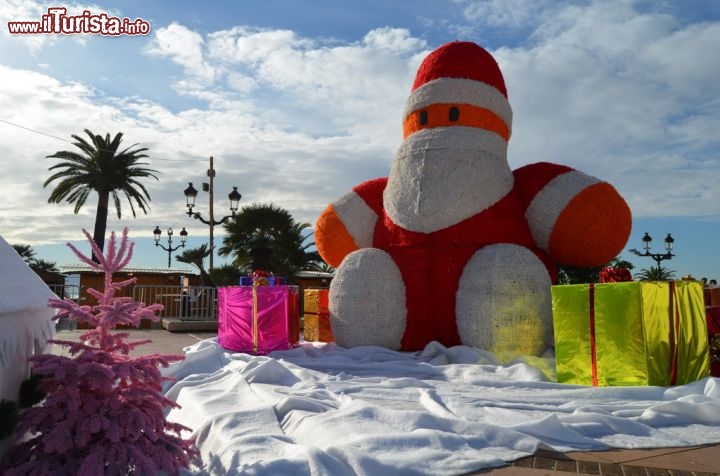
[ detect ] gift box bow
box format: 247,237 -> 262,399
598,266 -> 632,283
239,270 -> 286,287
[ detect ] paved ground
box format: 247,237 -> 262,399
49,329 -> 720,476
51,328 -> 217,357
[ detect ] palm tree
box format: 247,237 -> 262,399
44,129 -> 158,255
288,222 -> 321,269
317,262 -> 335,273
176,244 -> 214,287
303,260 -> 335,273
30,259 -> 60,274
634,265 -> 676,281
218,203 -> 317,281
11,244 -> 58,273
12,244 -> 36,264
209,264 -> 243,287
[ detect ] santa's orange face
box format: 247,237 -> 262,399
402,102 -> 510,141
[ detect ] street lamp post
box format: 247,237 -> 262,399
629,232 -> 675,266
153,226 -> 188,267
183,156 -> 241,271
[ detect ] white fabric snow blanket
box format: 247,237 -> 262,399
163,339 -> 720,475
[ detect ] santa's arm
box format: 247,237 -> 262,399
514,162 -> 632,268
315,178 -> 386,268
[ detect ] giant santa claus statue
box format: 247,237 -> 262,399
315,41 -> 631,356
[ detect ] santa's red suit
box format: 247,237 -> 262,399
315,42 -> 631,355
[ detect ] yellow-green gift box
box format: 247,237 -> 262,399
551,281 -> 710,386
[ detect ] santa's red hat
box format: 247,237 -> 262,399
403,41 -> 512,140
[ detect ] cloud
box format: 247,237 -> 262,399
146,25 -> 426,147
145,22 -> 216,82
362,27 -> 427,52
493,1 -> 720,217
458,0 -> 554,29
207,27 -> 306,65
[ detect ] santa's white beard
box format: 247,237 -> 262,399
384,127 -> 513,233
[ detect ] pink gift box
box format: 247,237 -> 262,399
218,285 -> 299,354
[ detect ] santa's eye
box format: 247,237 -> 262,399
402,103 -> 510,141
419,110 -> 428,125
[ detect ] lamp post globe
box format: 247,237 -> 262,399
228,186 -> 242,216
183,183 -> 198,216
664,233 -> 674,252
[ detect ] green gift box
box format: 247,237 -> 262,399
552,281 -> 710,386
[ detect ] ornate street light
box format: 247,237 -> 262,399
629,232 -> 675,266
183,156 -> 241,270
153,226 -> 188,267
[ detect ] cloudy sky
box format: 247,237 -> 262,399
2,0 -> 719,279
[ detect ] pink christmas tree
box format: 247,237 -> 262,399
1,228 -> 198,475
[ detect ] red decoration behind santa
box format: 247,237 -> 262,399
315,41 -> 632,356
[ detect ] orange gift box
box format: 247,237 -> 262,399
303,288 -> 334,342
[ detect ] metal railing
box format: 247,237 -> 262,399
48,284 -> 218,322
132,285 -> 217,321
48,284 -> 81,301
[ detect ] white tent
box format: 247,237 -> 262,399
0,235 -> 56,455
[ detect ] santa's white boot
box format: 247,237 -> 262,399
456,243 -> 553,357
329,248 -> 407,349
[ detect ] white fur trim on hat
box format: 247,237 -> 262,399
404,77 -> 513,131
525,170 -> 601,251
